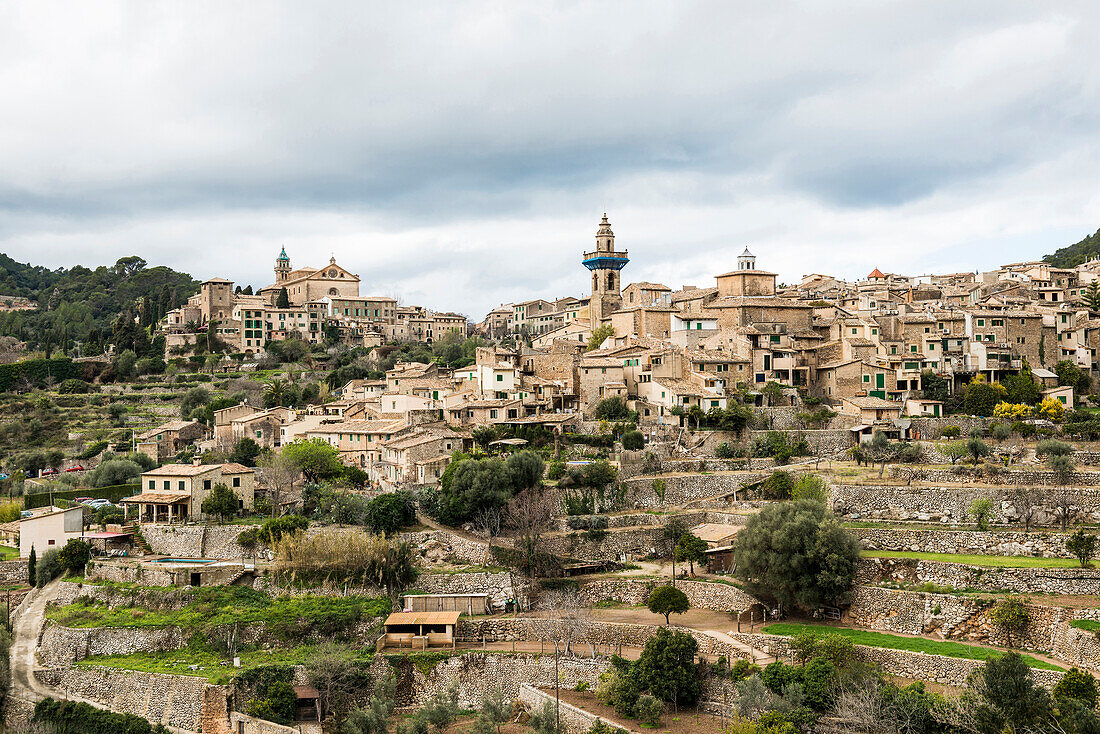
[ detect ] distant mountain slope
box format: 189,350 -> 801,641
1044,228 -> 1100,268
0,253 -> 198,354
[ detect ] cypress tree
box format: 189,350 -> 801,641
28,546 -> 36,586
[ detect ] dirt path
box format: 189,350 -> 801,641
8,578 -> 197,733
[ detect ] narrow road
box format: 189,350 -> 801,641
9,577 -> 63,704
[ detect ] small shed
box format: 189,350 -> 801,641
293,685 -> 321,722
402,593 -> 490,615
383,611 -> 460,649
705,545 -> 736,574
691,523 -> 739,548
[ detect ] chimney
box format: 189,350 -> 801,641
192,458 -> 202,467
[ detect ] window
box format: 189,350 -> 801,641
163,481 -> 170,490
48,539 -> 55,546
910,345 -> 917,353
890,346 -> 897,354
863,374 -> 870,383
203,479 -> 212,490
992,319 -> 1003,327
148,480 -> 155,489
496,374 -> 503,382
851,328 -> 857,335
928,343 -> 935,350
233,477 -> 241,487
977,319 -> 985,326
178,481 -> 185,491
490,410 -> 498,419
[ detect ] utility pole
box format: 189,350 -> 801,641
555,640 -> 560,734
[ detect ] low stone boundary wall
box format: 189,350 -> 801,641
858,557 -> 1100,595
852,527 -> 1071,558
230,711 -> 300,734
85,559 -> 175,587
39,623 -> 189,668
730,632 -> 1065,690
576,578 -> 761,614
35,666 -> 226,732
518,684 -> 638,734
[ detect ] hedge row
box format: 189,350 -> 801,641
0,357 -> 82,392
24,483 -> 141,509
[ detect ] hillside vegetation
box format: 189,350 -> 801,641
0,253 -> 197,354
1044,227 -> 1100,268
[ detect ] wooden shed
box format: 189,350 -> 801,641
401,593 -> 490,615
383,611 -> 460,649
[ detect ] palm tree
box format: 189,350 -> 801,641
264,378 -> 288,407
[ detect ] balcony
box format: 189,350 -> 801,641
582,250 -> 630,271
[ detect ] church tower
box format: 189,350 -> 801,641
583,214 -> 629,324
275,247 -> 291,283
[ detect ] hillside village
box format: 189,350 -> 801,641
8,218 -> 1100,734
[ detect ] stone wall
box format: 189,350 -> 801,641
380,652 -> 611,708
456,617 -> 752,663
621,473 -> 761,508
0,559 -> 28,584
907,416 -> 992,437
36,666 -> 227,732
731,632 -> 1065,690
518,684 -> 634,734
415,570 -> 519,609
39,623 -> 189,668
888,465 -> 1100,488
851,527 -> 1071,558
141,523 -> 259,559
832,483 -> 1100,525
746,429 -> 853,456
540,527 -> 665,562
85,559 -> 175,586
858,556 -> 1100,595
576,578 -> 762,614
401,529 -> 488,565
845,585 -> 1064,651
229,712 -> 300,734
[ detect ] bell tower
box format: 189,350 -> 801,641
582,214 -> 629,324
275,247 -> 291,283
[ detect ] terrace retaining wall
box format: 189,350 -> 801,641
857,556 -> 1100,595
851,527 -> 1072,558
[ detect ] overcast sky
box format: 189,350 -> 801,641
3,1 -> 1100,318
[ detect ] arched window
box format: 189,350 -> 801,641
329,288 -> 338,296
606,272 -> 615,291
593,274 -> 598,290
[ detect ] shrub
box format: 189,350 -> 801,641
34,698 -> 170,734
761,470 -> 795,500
57,378 -> 92,394
1054,668 -> 1097,709
594,397 -> 630,420
547,460 -> 566,480
1036,439 -> 1073,457
968,497 -> 994,531
989,597 -> 1030,648
57,539 -> 92,574
634,694 -> 663,726
792,475 -> 828,502
715,442 -> 738,459
940,425 -> 961,438
633,628 -> 700,706
621,430 -> 645,451
364,491 -> 416,535
35,549 -> 63,587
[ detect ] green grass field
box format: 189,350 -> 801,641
763,622 -> 1063,671
78,644 -> 373,682
1070,620 -> 1100,632
0,545 -> 19,560
862,550 -> 1079,568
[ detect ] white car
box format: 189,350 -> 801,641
86,499 -> 113,509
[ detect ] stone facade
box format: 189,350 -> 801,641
540,527 -> 665,562
415,570 -> 521,610
852,527 -> 1072,558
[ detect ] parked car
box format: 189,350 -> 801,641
20,511 -> 32,518
73,497 -> 94,504
64,465 -> 84,473
87,499 -> 113,509
40,468 -> 58,476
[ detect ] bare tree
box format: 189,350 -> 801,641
1050,485 -> 1078,532
836,686 -> 940,734
535,588 -> 591,655
259,451 -> 300,517
1005,485 -> 1044,533
472,505 -> 503,567
505,487 -> 559,578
